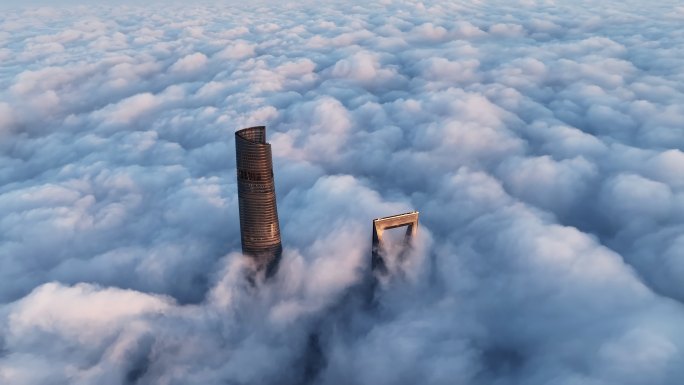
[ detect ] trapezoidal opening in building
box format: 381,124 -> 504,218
371,211 -> 419,274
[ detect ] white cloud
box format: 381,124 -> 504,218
1,1 -> 684,384
329,50 -> 398,86
215,40 -> 255,60
7,282 -> 171,343
170,52 -> 208,73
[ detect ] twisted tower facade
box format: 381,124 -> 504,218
235,126 -> 282,274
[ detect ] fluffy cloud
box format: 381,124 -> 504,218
1,1 -> 684,384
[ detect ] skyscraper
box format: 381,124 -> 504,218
235,126 -> 282,275
372,211 -> 419,273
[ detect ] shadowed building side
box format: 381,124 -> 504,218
372,211 -> 419,274
235,126 -> 282,275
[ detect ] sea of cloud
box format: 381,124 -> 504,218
1,0 -> 684,384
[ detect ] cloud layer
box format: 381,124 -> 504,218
1,1 -> 684,384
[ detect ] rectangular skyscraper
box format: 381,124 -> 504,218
235,126 -> 282,275
372,211 -> 419,274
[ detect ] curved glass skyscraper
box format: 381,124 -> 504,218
235,126 -> 282,275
